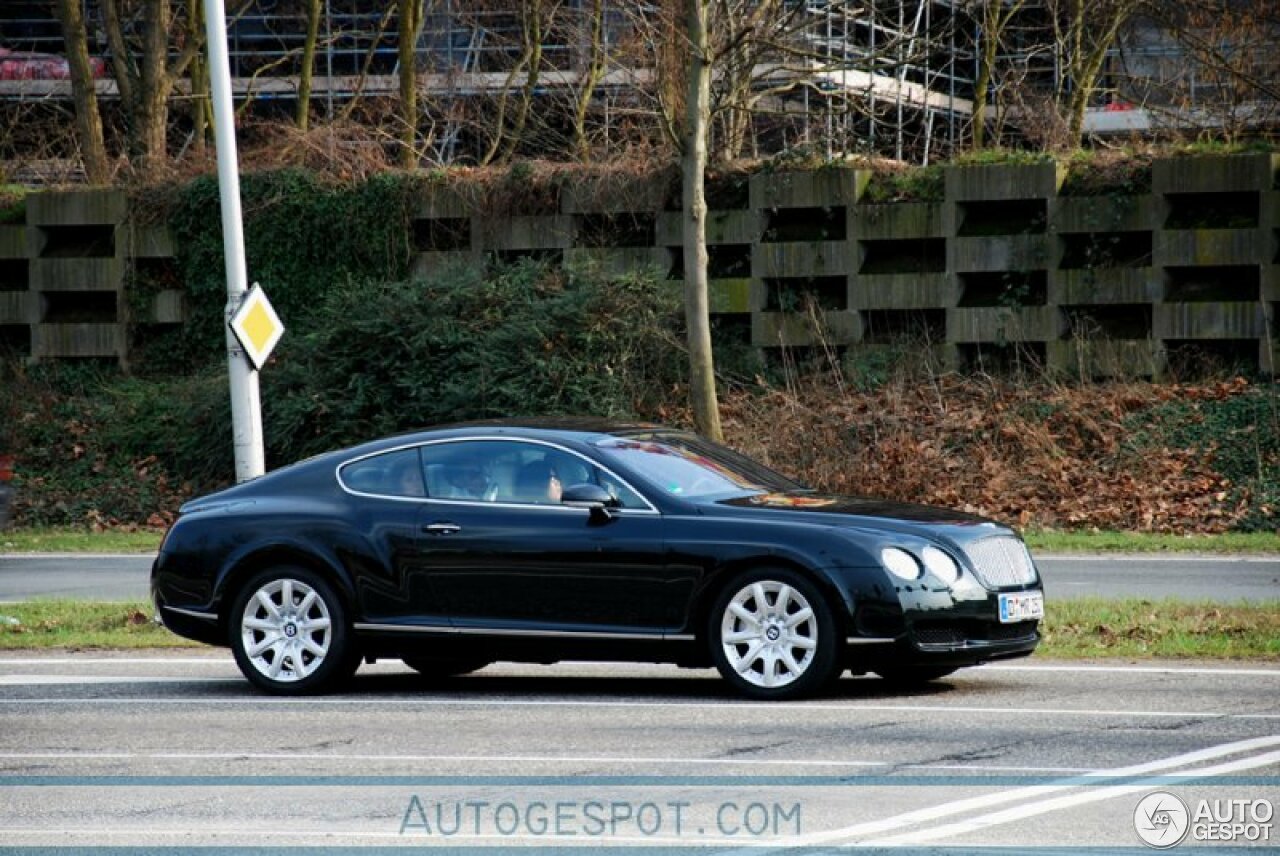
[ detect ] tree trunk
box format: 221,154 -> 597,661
681,0 -> 722,442
298,0 -> 323,131
572,0 -> 606,162
398,0 -> 423,167
54,0 -> 110,183
189,1 -> 209,155
137,0 -> 172,172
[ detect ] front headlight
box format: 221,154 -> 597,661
881,547 -> 921,581
921,546 -> 960,585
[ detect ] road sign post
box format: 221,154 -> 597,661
203,0 -> 265,483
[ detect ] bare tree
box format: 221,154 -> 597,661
100,0 -> 228,173
681,0 -> 722,441
53,0 -> 110,183
1050,0 -> 1149,145
398,0 -> 425,166
1143,0 -> 1280,141
572,0 -> 609,161
297,0 -> 323,131
968,0 -> 1028,149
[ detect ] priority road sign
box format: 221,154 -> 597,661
228,282 -> 284,370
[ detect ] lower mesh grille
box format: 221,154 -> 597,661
963,536 -> 1038,589
913,620 -> 1038,646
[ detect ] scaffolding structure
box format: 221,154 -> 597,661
0,1 -> 1274,166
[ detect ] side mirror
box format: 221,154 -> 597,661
561,483 -> 618,522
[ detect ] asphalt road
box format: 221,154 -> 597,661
0,656 -> 1276,851
1,552 -> 1277,602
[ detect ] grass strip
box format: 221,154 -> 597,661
0,601 -> 199,649
1037,598 -> 1280,659
0,528 -> 164,553
1024,530 -> 1279,555
0,598 -> 1276,659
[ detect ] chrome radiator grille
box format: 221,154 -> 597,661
963,536 -> 1038,589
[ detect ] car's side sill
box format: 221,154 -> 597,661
354,623 -> 694,642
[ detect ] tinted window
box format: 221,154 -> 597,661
419,439 -> 648,509
339,448 -> 425,497
594,433 -> 802,498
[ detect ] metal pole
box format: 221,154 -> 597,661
204,0 -> 265,483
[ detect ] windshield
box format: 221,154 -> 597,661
594,433 -> 804,499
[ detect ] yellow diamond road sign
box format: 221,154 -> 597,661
229,283 -> 284,371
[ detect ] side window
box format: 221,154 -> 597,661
339,449 -> 425,498
417,440 -> 649,509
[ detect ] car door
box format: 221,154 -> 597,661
414,438 -> 682,633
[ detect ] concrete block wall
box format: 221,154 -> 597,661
5,154 -> 1277,376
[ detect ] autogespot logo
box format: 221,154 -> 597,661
1135,792 -> 1191,848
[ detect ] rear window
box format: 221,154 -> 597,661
339,448 -> 425,498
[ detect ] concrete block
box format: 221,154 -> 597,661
30,258 -> 123,292
753,241 -> 849,278
1154,302 -> 1266,339
26,189 -> 126,226
709,278 -> 753,314
0,292 -> 33,323
563,247 -> 671,279
1050,269 -> 1161,305
852,203 -> 944,239
1156,229 -> 1263,267
31,323 -> 122,359
851,273 -> 957,310
953,235 -> 1050,273
123,225 -> 174,258
150,290 -> 186,324
1047,339 -> 1163,378
947,306 -> 1064,343
0,226 -> 25,258
1052,196 -> 1157,233
750,168 -> 869,209
476,215 -> 574,250
752,310 -> 862,347
656,210 -> 760,245
946,162 -> 1064,202
1152,153 -> 1278,194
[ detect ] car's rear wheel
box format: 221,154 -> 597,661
229,567 -> 359,695
401,656 -> 492,679
709,568 -> 839,700
872,666 -> 958,685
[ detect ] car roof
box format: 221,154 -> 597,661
341,417 -> 681,458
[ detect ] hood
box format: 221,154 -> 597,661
712,491 -> 1007,541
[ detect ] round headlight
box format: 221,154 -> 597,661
921,546 -> 960,586
881,547 -> 921,581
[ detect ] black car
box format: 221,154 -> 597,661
152,419 -> 1044,699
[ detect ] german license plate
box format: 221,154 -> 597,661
998,592 -> 1044,623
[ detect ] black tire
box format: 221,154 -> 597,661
228,566 -> 360,695
708,567 -> 840,700
872,666 -> 959,686
401,657 -> 492,679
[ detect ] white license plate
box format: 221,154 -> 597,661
998,592 -> 1044,623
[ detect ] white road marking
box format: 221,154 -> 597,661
1035,553 -> 1280,562
0,676 -> 238,686
868,748 -> 1280,845
763,735 -> 1280,849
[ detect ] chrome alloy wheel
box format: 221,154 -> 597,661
719,580 -> 818,689
239,578 -> 332,683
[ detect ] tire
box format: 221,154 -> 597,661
229,566 -> 360,695
401,657 -> 492,679
708,567 -> 840,700
872,666 -> 958,686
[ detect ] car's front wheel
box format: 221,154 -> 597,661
709,568 -> 839,700
229,567 -> 358,695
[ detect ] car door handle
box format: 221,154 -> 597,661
423,522 -> 461,536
